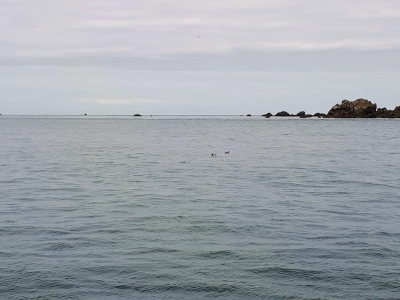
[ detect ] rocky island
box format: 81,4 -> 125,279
263,98 -> 400,118
327,99 -> 400,118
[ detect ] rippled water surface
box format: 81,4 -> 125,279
1,116 -> 400,299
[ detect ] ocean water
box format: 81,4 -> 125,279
1,116 -> 399,300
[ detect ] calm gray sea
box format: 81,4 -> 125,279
1,116 -> 399,300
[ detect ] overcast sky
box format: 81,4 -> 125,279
1,0 -> 400,115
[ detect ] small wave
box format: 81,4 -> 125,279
94,228 -> 125,234
361,247 -> 400,259
335,241 -> 400,259
37,280 -> 76,289
135,247 -> 179,254
198,250 -> 240,259
184,223 -> 233,234
374,231 -> 392,237
42,242 -> 75,251
0,251 -> 15,258
248,266 -> 324,281
114,282 -> 238,293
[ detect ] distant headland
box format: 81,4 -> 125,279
261,99 -> 400,118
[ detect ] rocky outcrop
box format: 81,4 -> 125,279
262,98 -> 399,119
133,114 -> 142,117
327,99 -> 400,118
270,110 -> 314,118
296,111 -> 313,118
296,111 -> 306,117
314,112 -> 327,118
374,106 -> 400,118
275,111 -> 291,117
262,112 -> 272,118
327,99 -> 377,118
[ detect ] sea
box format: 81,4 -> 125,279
1,115 -> 399,300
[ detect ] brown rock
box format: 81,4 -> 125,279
327,99 -> 377,118
275,111 -> 291,117
262,112 -> 272,118
314,112 -> 327,118
296,111 -> 306,117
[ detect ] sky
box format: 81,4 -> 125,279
1,0 -> 400,115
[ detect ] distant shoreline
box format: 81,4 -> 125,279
2,98 -> 399,118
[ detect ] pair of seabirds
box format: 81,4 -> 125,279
212,151 -> 229,156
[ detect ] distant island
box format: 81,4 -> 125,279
262,99 -> 400,118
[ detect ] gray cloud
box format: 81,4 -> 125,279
1,0 -> 400,114
2,0 -> 400,57
2,49 -> 400,73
